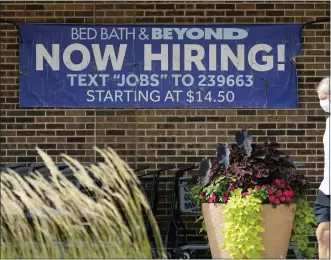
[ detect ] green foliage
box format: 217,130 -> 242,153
221,189 -> 265,259
188,185 -> 204,206
203,176 -> 231,203
249,187 -> 268,202
188,177 -> 232,205
291,198 -> 317,259
195,215 -> 208,241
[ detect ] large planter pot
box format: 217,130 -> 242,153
202,203 -> 296,259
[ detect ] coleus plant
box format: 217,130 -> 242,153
198,129 -> 309,200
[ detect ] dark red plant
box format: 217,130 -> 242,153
208,129 -> 309,197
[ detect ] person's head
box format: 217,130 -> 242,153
316,77 -> 330,113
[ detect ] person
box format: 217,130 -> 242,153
315,77 -> 330,259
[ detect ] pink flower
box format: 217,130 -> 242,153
256,186 -> 261,189
280,183 -> 286,188
280,196 -> 286,201
284,189 -> 293,197
269,195 -> 275,202
275,179 -> 281,184
242,192 -> 248,197
200,191 -> 205,199
285,196 -> 292,202
209,194 -> 216,203
268,189 -> 275,195
277,190 -> 283,196
223,196 -> 228,203
230,185 -> 235,191
262,185 -> 268,190
274,198 -> 280,205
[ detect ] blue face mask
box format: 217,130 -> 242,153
320,99 -> 330,113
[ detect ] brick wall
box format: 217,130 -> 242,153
0,1 -> 330,249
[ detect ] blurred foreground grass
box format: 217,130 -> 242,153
0,147 -> 164,258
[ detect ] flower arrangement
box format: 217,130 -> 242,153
189,129 -> 317,258
197,178 -> 295,206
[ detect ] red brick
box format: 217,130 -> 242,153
295,3 -> 315,9
236,3 -> 255,9
44,4 -> 65,10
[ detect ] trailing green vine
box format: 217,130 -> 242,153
221,188 -> 265,258
291,198 -> 317,259
193,199 -> 318,259
195,215 -> 208,241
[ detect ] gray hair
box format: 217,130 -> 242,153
317,77 -> 330,94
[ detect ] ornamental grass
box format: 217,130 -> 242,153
0,147 -> 165,259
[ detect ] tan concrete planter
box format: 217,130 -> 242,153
202,203 -> 296,259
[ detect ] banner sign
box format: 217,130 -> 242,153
19,24 -> 301,108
